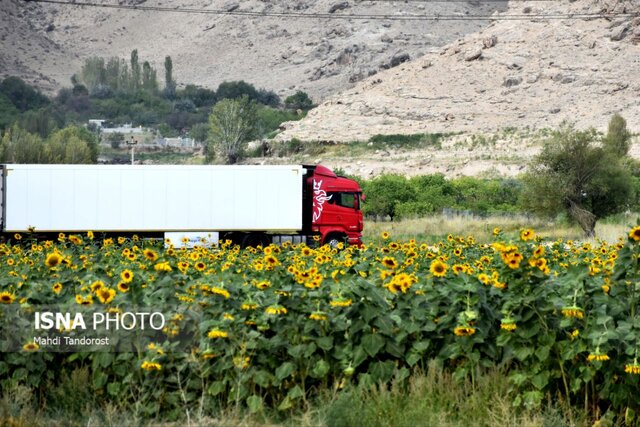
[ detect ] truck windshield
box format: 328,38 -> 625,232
328,192 -> 360,209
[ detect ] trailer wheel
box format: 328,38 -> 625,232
324,233 -> 346,250
242,233 -> 271,248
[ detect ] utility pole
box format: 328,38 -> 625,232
125,136 -> 137,165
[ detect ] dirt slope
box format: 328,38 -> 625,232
275,0 -> 640,141
0,0 -> 504,99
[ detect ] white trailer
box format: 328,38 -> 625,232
0,164 -> 303,239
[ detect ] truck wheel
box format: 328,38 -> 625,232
242,233 -> 270,248
324,233 -> 346,249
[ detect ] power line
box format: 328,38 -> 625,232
23,0 -> 638,21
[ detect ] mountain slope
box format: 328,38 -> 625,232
0,0 -> 505,98
275,0 -> 640,141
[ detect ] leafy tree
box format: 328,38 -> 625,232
361,174 -> 415,220
80,57 -> 106,94
284,90 -> 314,111
142,61 -> 158,94
521,123 -> 632,237
164,55 -> 176,99
131,49 -> 141,93
0,77 -> 49,112
216,81 -> 259,102
0,93 -> 19,132
207,96 -> 257,164
0,125 -> 46,163
256,89 -> 281,107
178,85 -> 216,107
189,122 -> 209,143
603,113 -> 631,158
46,126 -> 98,163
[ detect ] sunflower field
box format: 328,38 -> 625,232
3,227 -> 640,420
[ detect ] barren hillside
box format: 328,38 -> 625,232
275,0 -> 640,141
0,0 -> 504,99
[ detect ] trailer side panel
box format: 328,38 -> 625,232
3,164 -> 303,232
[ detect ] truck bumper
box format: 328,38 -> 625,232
347,234 -> 363,246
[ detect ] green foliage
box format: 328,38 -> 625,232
0,125 -> 97,164
0,93 -> 19,131
603,113 -> 631,158
188,122 -> 209,143
0,77 -> 50,112
521,123 -> 633,236
216,81 -> 280,107
177,84 -> 217,108
207,95 -> 257,164
284,91 -> 313,111
362,173 -> 523,219
361,174 -> 415,220
0,125 -> 46,163
163,55 -> 176,99
255,106 -> 300,139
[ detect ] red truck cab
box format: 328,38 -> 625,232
305,165 -> 364,247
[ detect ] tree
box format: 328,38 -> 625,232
216,81 -> 258,102
189,122 -> 209,143
142,61 -> 158,94
164,55 -> 176,99
521,122 -> 633,237
130,49 -> 141,92
284,90 -> 314,111
207,96 -> 257,164
361,174 -> 416,220
0,125 -> 46,163
603,113 -> 631,158
0,77 -> 50,112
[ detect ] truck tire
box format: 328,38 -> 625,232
324,233 -> 346,249
242,233 -> 271,248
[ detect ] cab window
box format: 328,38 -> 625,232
328,192 -> 359,209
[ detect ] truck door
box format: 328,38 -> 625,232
324,191 -> 362,233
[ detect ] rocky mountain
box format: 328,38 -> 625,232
0,0 -> 505,99
275,0 -> 640,141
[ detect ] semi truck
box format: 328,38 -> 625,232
0,164 -> 363,247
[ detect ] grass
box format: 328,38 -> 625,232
2,365 -> 593,427
363,213 -> 638,245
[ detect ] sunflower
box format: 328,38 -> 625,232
45,252 -> 63,268
625,364 -> 640,375
265,305 -> 288,315
194,261 -> 206,272
381,257 -> 398,269
120,269 -> 134,283
23,342 -> 40,352
629,226 -> 640,242
381,231 -> 390,240
453,326 -> 476,336
587,353 -> 610,362
207,329 -> 229,339
561,306 -> 584,319
117,282 -> 130,293
211,287 -> 230,298
0,292 -> 15,304
309,312 -> 328,321
76,294 -> 93,306
241,302 -> 257,310
97,288 -> 116,304
329,298 -> 352,308
429,259 -> 448,278
143,249 -> 159,261
52,282 -> 63,295
141,361 -> 162,371
90,280 -> 105,293
520,229 -> 535,241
